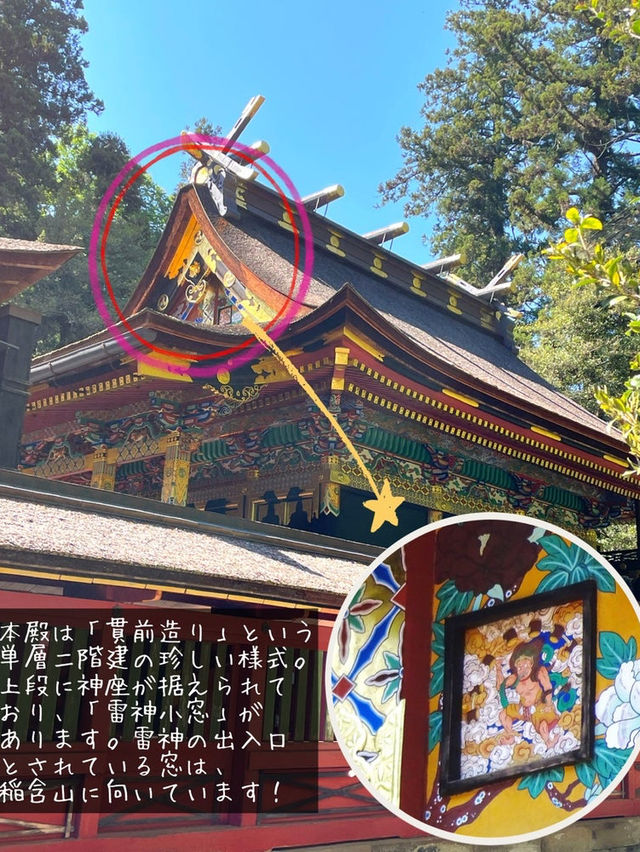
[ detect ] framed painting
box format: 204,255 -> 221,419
440,580 -> 596,795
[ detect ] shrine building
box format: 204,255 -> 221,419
2,108 -> 640,848
16,147 -> 640,550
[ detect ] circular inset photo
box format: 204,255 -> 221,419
326,513 -> 640,845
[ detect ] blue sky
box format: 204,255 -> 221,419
81,0 -> 458,266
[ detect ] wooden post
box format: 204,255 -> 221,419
89,446 -> 117,491
320,481 -> 340,517
161,430 -> 196,505
399,532 -> 436,820
0,304 -> 41,469
329,346 -> 349,412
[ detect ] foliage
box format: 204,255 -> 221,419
536,534 -> 615,591
575,738 -> 632,799
430,621 -> 445,697
0,0 -> 102,238
381,0 -> 640,286
596,522 -> 637,551
177,117 -> 223,188
596,630 -> 638,679
577,0 -> 640,39
547,207 -> 640,471
517,765 -> 564,798
18,126 -> 172,351
521,3 -> 640,474
515,262 -> 637,413
434,579 -> 474,621
429,709 -> 442,752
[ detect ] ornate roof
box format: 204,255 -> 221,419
27,178 -> 639,500
119,182 -> 618,445
208,211 -> 608,437
0,237 -> 81,303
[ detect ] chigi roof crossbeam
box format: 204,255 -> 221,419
301,185 -> 345,212
215,175 -> 516,347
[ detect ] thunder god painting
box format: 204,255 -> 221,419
441,580 -> 596,794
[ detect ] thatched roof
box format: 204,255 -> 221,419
210,209 -> 609,437
0,237 -> 81,302
0,473 -> 373,608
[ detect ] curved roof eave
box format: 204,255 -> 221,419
283,285 -> 631,457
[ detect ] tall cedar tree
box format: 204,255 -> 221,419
381,0 -> 640,286
19,127 -> 172,351
0,0 -> 102,237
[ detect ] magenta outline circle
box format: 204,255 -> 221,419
88,134 -> 313,378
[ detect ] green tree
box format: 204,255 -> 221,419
19,126 -> 172,351
0,0 -> 102,238
382,0 -> 640,286
544,207 -> 640,468
535,2 -> 640,549
177,117 -> 223,188
515,263 -> 638,414
521,3 -> 640,475
596,522 -> 637,552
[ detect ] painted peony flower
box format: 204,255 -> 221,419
434,519 -> 539,594
462,655 -> 489,692
596,659 -> 640,749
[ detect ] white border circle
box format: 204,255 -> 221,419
325,512 -> 640,845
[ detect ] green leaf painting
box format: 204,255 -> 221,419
596,632 -> 638,680
518,766 -> 564,799
435,580 -> 473,621
429,710 -> 442,752
537,535 -> 615,592
593,739 -> 633,787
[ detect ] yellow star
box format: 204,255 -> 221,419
363,478 -> 405,533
